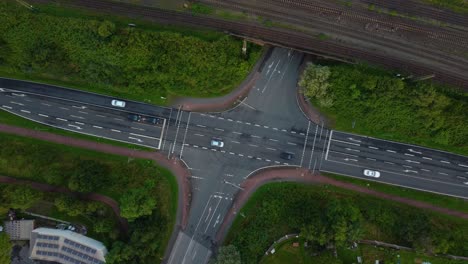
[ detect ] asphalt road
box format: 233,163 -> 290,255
0,48 -> 467,264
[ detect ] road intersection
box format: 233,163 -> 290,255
0,47 -> 467,264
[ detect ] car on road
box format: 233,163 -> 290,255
128,113 -> 141,122
211,138 -> 224,148
280,152 -> 294,160
111,99 -> 126,107
363,169 -> 380,178
145,117 -> 162,125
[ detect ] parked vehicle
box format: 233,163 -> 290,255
111,99 -> 126,107
363,169 -> 380,178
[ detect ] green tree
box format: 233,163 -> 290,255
68,159 -> 108,193
94,218 -> 115,234
2,185 -> 42,210
214,245 -> 241,264
299,63 -> 333,107
98,21 -> 116,38
119,179 -> 157,221
0,232 -> 12,264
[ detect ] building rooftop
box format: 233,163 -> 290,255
4,220 -> 35,240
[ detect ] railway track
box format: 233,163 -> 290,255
27,0 -> 468,89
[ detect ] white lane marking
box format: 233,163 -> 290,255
96,114 -> 105,118
269,139 -> 279,142
459,164 -> 468,168
194,134 -> 204,137
249,144 -> 258,148
41,103 -> 51,106
343,157 -> 358,162
332,139 -> 360,146
291,131 -> 297,134
11,101 -> 24,106
248,155 -> 253,158
283,162 -> 290,165
70,115 -> 85,119
1,105 -> 12,109
457,176 -> 467,179
38,114 -> 48,117
231,141 -> 240,144
114,118 -> 124,121
408,149 -> 422,154
78,111 -> 88,114
229,152 -> 235,155
384,161 -> 395,165
421,169 -> 431,172
72,105 -> 86,109
275,161 -> 280,164
190,176 -> 204,179
196,124 -> 206,128
233,131 -> 242,134
20,110 -> 30,113
403,165 -> 413,168
193,145 -> 199,148
368,146 -> 378,149
252,135 -> 261,138
236,120 -> 242,123
93,125 -> 103,129
220,150 -> 225,153
281,129 -> 287,132
440,160 -> 450,164
348,137 -> 362,143
404,153 -> 414,157
211,149 -> 217,152
438,172 -> 449,176
128,137 -> 143,142
214,128 -> 224,131
238,154 -> 244,157
287,142 -> 297,145
324,130 -> 333,160
422,157 -> 432,160
75,122 -> 84,125
404,169 -> 418,173
129,133 -> 159,139
227,119 -> 233,122
299,133 -> 305,136
218,117 -> 224,120
111,129 -> 121,133
345,148 -> 360,152
200,113 -> 206,116
59,107 -> 69,110
366,158 -> 376,161
329,150 -> 358,157
131,127 -> 145,131
405,160 -> 420,164
257,157 -> 262,160
67,124 -> 82,130
266,159 -> 271,162
56,118 -> 67,122
267,147 -> 276,151
202,147 -> 208,150
12,93 -> 25,97
386,150 -> 396,153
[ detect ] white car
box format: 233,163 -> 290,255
211,138 -> 224,148
111,99 -> 126,107
363,169 -> 380,178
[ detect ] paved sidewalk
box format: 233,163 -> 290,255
215,167 -> 468,243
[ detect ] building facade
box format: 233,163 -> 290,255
4,220 -> 35,240
29,228 -> 107,264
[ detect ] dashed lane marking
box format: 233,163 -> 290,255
252,135 -> 260,138
266,147 -> 276,151
111,129 -> 121,133
257,157 -> 262,160
386,150 -> 396,153
70,115 -> 85,120
78,111 -> 88,114
232,131 -> 242,134
20,110 -> 30,113
196,124 -> 206,128
214,128 -> 224,131
75,122 -> 84,125
287,142 -> 297,145
238,154 -> 244,157
56,118 -> 67,122
59,107 -> 69,110
366,158 -> 376,161
93,125 -> 102,129
459,164 -> 468,168
194,134 -> 204,137
202,147 -> 208,150
114,118 -> 124,121
248,155 -> 253,158
96,115 -> 105,118
38,114 -> 48,117
368,146 -> 378,150
421,169 -> 431,172
384,161 -> 395,165
405,160 -> 420,164
249,144 -> 258,148
422,157 -> 432,160
269,139 -> 278,142
438,172 -> 449,176
1,105 -> 12,109
275,161 -> 280,164
229,152 -> 235,155
403,165 -> 413,168
231,141 -> 240,144
131,127 -> 145,131
263,125 -> 269,128
190,176 -> 204,180
440,160 -> 450,164
41,103 -> 51,106
11,101 -> 24,106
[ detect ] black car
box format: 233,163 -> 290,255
128,114 -> 142,122
280,152 -> 294,160
145,117 -> 162,125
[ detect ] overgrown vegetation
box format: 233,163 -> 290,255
0,232 -> 12,264
225,182 -> 468,263
0,133 -> 178,262
299,62 -> 468,155
423,0 -> 468,14
0,1 -> 261,104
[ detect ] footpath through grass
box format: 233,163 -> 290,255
324,173 -> 468,214
225,182 -> 468,264
0,132 -> 178,262
260,239 -> 468,264
0,1 -> 262,105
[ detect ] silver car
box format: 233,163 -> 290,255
111,99 -> 126,107
363,169 -> 380,178
211,138 -> 224,148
